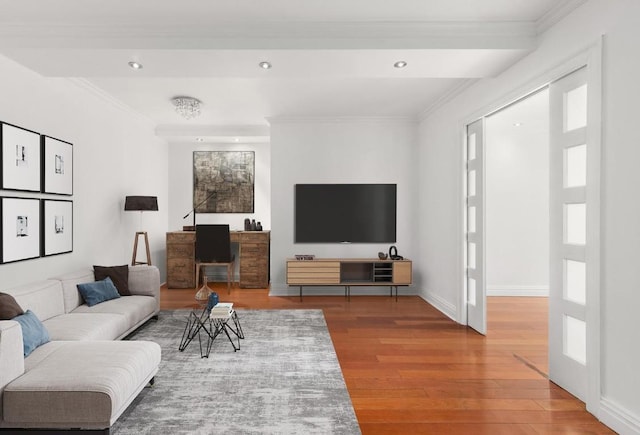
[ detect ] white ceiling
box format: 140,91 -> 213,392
0,0 -> 584,143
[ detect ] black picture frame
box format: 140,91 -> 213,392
1,122 -> 41,192
42,135 -> 73,195
41,198 -> 73,257
0,196 -> 41,264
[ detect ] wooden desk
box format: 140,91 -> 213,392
166,231 -> 270,289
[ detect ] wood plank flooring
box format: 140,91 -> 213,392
160,285 -> 613,434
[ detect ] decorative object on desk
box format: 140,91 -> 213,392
1,197 -> 41,263
42,199 -> 73,256
1,122 -> 41,192
256,221 -> 262,231
42,136 -> 73,195
244,218 -> 251,231
378,252 -> 388,260
193,151 -> 254,213
250,219 -> 256,231
294,254 -> 315,261
171,96 -> 202,120
124,195 -> 158,266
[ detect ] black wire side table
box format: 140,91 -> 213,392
178,307 -> 244,358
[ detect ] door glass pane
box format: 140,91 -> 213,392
468,242 -> 476,269
564,84 -> 587,132
565,144 -> 587,187
565,203 -> 586,245
468,170 -> 476,196
564,315 -> 587,365
565,259 -> 586,304
468,206 -> 476,233
468,133 -> 477,160
468,278 -> 476,305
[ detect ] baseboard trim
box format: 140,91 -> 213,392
487,285 -> 549,297
599,398 -> 640,435
421,290 -> 457,322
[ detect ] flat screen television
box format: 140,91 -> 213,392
295,184 -> 397,243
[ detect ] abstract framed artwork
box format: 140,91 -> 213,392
1,123 -> 41,192
193,151 -> 255,213
0,197 -> 41,264
42,136 -> 73,195
42,199 -> 73,256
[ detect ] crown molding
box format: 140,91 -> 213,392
266,115 -> 416,125
66,78 -> 154,125
536,0 -> 588,35
0,21 -> 535,50
418,79 -> 479,122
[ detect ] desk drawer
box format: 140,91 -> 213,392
167,243 -> 194,258
240,233 -> 269,244
167,232 -> 195,243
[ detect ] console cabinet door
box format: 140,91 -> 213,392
392,261 -> 412,285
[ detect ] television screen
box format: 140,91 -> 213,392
295,184 -> 397,243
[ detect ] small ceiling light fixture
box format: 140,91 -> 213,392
128,61 -> 143,70
234,138 -> 240,142
195,137 -> 205,142
513,122 -> 523,127
394,61 -> 408,68
259,61 -> 272,69
171,96 -> 202,120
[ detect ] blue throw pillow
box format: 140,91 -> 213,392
13,310 -> 50,357
77,276 -> 121,307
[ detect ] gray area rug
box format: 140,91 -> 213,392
112,309 -> 360,435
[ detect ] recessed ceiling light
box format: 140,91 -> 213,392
394,61 -> 407,69
513,122 -> 523,127
195,137 -> 204,142
128,61 -> 143,70
259,61 -> 272,69
234,138 -> 240,142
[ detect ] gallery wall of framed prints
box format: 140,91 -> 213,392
0,121 -> 74,264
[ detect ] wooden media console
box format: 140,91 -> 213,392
286,257 -> 412,300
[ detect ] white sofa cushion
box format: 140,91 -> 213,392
72,296 -> 157,330
49,269 -> 94,314
3,281 -> 65,322
3,340 -> 161,429
43,313 -> 128,341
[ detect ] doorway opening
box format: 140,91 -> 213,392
485,88 -> 550,375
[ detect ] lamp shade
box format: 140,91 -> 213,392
124,196 -> 158,211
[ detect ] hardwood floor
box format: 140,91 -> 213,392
160,285 -> 613,434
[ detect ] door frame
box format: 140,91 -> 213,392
457,38 -> 602,415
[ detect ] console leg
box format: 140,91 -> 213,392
299,286 -> 303,301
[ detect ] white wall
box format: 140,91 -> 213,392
485,90 -> 549,296
167,142 -> 271,232
270,118 -> 418,295
0,55 -> 169,287
418,0 -> 640,431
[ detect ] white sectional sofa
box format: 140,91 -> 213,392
0,265 -> 162,434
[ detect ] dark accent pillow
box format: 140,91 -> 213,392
0,292 -> 24,320
13,310 -> 50,357
77,277 -> 121,307
93,265 -> 131,296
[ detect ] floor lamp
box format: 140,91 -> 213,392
124,196 -> 158,266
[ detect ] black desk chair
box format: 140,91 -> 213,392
195,224 -> 236,294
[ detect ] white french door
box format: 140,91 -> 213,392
548,66 -> 594,402
466,119 -> 486,335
